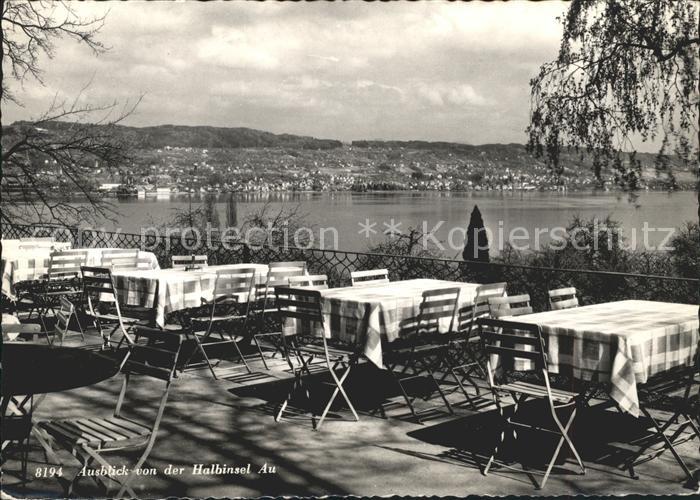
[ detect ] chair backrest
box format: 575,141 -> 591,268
55,296 -> 75,342
114,326 -> 182,458
488,294 -> 533,318
102,249 -> 147,271
479,317 -> 548,380
274,286 -> 324,330
458,282 -> 507,333
120,326 -> 183,382
2,322 -> 42,341
269,261 -> 306,272
415,287 -> 461,337
548,287 -> 579,310
350,269 -> 389,286
20,236 -> 54,242
171,254 -> 208,270
212,268 -> 257,301
288,274 -> 329,289
80,266 -> 132,342
48,250 -> 88,280
256,266 -> 305,302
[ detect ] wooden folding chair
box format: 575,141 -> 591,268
38,326 -> 182,498
480,317 -> 585,489
488,294 -> 533,318
1,322 -> 42,342
269,261 -> 307,272
102,249 -> 150,272
382,288 -> 461,422
251,266 -> 305,370
179,267 -> 258,379
274,286 -> 359,430
171,254 -> 208,270
628,351 -> 700,486
32,251 -> 88,333
548,287 -> 579,311
288,274 -> 329,289
81,266 -> 150,350
441,282 -> 507,408
53,296 -> 84,345
350,269 -> 389,286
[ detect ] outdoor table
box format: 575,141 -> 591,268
111,264 -> 299,327
514,300 -> 699,417
285,278 -> 482,369
1,241 -> 73,300
1,343 -> 119,465
2,343 -> 119,399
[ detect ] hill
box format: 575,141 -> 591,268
6,120 -> 343,150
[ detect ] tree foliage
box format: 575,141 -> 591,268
1,1 -> 139,226
527,0 -> 699,191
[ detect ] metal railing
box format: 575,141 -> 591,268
3,223 -> 698,311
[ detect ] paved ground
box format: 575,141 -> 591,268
2,327 -> 699,498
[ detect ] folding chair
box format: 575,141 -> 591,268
52,296 -> 84,345
179,267 -> 258,379
488,294 -> 533,318
269,261 -> 307,272
441,282 -> 507,408
350,269 -> 389,286
1,322 -> 42,342
81,266 -> 150,350
274,286 -> 359,430
32,250 -> 88,333
251,266 -> 305,370
628,350 -> 700,486
102,249 -> 150,272
382,288 -> 460,422
288,274 -> 329,289
38,326 -> 182,498
480,317 -> 585,489
171,254 -> 208,270
548,287 -> 579,311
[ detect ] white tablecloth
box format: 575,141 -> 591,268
112,263 -> 278,327
1,240 -> 73,299
515,300 -> 699,416
284,279 -> 481,369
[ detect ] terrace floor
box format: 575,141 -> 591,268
2,326 -> 699,498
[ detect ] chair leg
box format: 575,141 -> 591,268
540,406 -> 582,490
252,334 -> 271,370
484,395 -> 509,476
276,370 -> 306,422
638,406 -> 696,483
193,335 -> 219,379
316,363 -> 359,430
387,365 -> 420,420
418,354 -> 454,415
227,333 -> 252,374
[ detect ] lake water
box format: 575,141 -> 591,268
93,191 -> 696,255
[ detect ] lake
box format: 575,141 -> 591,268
91,191 -> 695,255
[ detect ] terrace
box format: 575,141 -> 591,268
1,224 -> 698,498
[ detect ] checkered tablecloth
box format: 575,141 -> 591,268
111,264 -> 272,327
1,241 -> 73,300
515,300 -> 699,417
284,279 -> 481,369
64,248 -> 160,269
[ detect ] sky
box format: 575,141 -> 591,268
2,1 -> 571,144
